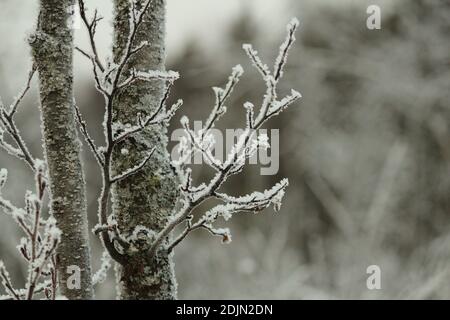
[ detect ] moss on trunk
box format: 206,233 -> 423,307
111,0 -> 179,299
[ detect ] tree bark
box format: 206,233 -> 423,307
112,0 -> 179,299
30,0 -> 94,299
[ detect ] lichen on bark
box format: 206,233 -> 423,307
111,0 -> 179,299
29,0 -> 94,299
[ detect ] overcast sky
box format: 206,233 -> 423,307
1,0 -> 394,94
0,0 -> 292,91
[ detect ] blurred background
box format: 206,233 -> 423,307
1,0 -> 450,299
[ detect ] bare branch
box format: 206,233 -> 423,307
8,64 -> 36,117
78,0 -> 105,72
74,104 -> 105,166
75,46 -> 92,61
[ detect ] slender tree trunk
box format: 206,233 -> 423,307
112,0 -> 179,299
30,0 -> 94,299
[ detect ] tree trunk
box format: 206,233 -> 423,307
111,0 -> 179,299
30,0 -> 94,299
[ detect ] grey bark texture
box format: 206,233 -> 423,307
30,0 -> 94,299
111,0 -> 179,299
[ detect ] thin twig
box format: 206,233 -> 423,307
78,0 -> 105,72
74,104 -> 105,166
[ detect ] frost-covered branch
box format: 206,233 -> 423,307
92,251 -> 112,286
0,162 -> 60,300
0,262 -> 20,300
148,18 -> 301,256
0,65 -> 37,170
75,78 -> 177,262
0,63 -> 60,300
78,0 -> 105,72
74,104 -> 104,166
76,0 -> 182,263
110,0 -> 156,89
167,180 -> 288,251
274,18 -> 298,81
242,44 -> 270,78
118,69 -> 179,90
8,64 -> 37,117
77,4 -> 299,271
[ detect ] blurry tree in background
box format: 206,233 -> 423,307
169,0 -> 450,299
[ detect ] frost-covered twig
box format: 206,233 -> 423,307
0,163 -> 60,300
0,279 -> 52,300
74,104 -> 104,166
8,64 -> 37,117
0,262 -> 20,300
118,69 -> 179,90
148,18 -> 301,256
242,44 -> 270,78
92,251 -> 112,286
0,70 -> 54,296
0,65 -> 37,170
110,0 -> 156,89
274,18 -> 298,81
78,0 -> 105,72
